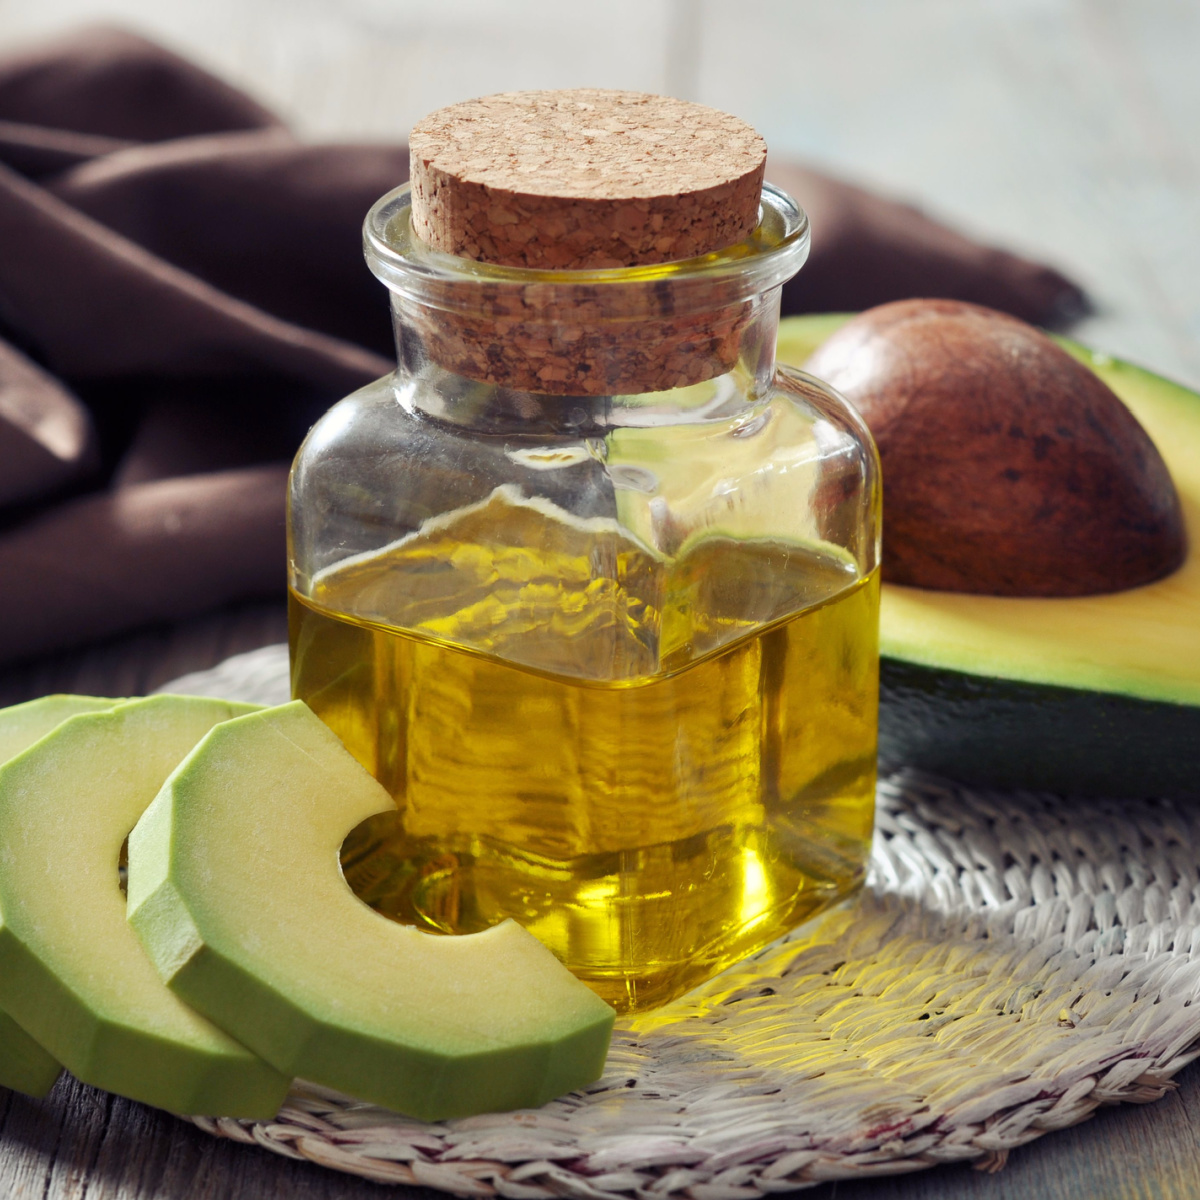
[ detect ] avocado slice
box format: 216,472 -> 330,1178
778,314 -> 1200,797
0,695 -> 290,1117
127,701 -> 616,1121
0,694 -> 119,763
0,694 -> 122,1097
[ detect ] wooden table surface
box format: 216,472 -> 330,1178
1,606 -> 1198,1200
1,1 -> 1198,1196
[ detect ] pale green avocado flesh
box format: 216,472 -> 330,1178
0,1009 -> 62,1098
0,695 -> 290,1116
0,695 -> 122,1097
0,694 -> 119,764
778,315 -> 1200,797
127,701 -> 615,1121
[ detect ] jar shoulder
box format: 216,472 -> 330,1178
291,367 -> 880,587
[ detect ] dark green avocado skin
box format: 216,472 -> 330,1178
880,658 -> 1200,799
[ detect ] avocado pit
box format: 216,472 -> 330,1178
803,298 -> 1186,596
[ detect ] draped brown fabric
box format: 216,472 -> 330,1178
0,26 -> 1087,665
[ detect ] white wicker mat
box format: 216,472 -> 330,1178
160,645 -> 1200,1195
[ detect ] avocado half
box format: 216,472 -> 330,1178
777,314 -> 1200,799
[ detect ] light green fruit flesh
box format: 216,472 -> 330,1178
0,1008 -> 62,1097
127,701 -> 615,1121
0,694 -> 119,766
778,314 -> 1200,797
0,694 -> 290,1117
0,695 -> 120,1097
777,315 -> 1200,707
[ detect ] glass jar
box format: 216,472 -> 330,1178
288,181 -> 881,1012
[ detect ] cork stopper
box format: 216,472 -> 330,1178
409,90 -> 767,269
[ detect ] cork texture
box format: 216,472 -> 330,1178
403,293 -> 755,396
409,89 -> 766,269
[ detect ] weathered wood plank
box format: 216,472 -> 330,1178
0,602 -> 288,708
3,1050 -> 1198,1198
0,1076 -> 430,1200
0,3 -> 1196,1196
689,0 -> 1200,389
2,603 -> 1198,1199
3,0 -> 1196,386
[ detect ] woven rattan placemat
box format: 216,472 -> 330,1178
160,645 -> 1200,1196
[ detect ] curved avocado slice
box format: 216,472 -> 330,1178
126,701 -> 615,1121
0,694 -> 121,1097
0,694 -> 119,763
778,314 -> 1200,798
0,695 -> 290,1117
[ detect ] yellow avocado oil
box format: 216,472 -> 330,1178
290,507 -> 879,1012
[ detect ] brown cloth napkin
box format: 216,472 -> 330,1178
0,26 -> 1087,667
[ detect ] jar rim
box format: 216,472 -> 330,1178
364,181 -> 809,296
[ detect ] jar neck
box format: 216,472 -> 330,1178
390,284 -> 783,436
365,181 -> 807,428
